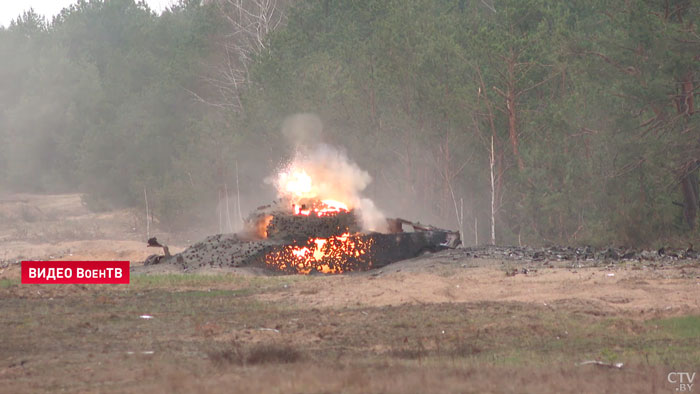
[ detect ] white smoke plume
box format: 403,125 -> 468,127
271,114 -> 388,232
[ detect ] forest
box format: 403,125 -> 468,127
0,0 -> 697,247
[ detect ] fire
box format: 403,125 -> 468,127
264,161 -> 375,273
281,170 -> 314,198
264,232 -> 374,274
293,199 -> 349,217
278,169 -> 352,216
256,215 -> 273,238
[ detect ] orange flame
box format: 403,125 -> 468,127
292,199 -> 349,217
278,168 -> 353,216
281,170 -> 314,199
264,233 -> 374,274
255,215 -> 273,238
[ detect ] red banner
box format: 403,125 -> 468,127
21,261 -> 130,284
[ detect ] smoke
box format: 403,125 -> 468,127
355,197 -> 387,233
270,114 -> 388,232
281,113 -> 323,148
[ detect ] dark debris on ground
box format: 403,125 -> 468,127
444,244 -> 700,266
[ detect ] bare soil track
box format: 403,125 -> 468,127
1,194 -> 698,393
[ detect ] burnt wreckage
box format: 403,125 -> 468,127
145,198 -> 460,274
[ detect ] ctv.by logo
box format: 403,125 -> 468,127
668,372 -> 696,392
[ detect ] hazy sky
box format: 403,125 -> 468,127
0,0 -> 176,28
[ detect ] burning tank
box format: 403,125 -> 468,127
144,145 -> 460,274
145,196 -> 459,274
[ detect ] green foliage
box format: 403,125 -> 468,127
0,0 -> 231,227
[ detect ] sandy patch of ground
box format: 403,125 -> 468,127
258,261 -> 700,315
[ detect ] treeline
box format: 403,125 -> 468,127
0,0 -> 232,227
0,0 -> 697,246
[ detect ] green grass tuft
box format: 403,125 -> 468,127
655,315 -> 700,339
0,278 -> 19,288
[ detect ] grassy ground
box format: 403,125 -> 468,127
1,273 -> 698,393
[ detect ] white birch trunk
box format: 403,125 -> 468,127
490,135 -> 496,245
